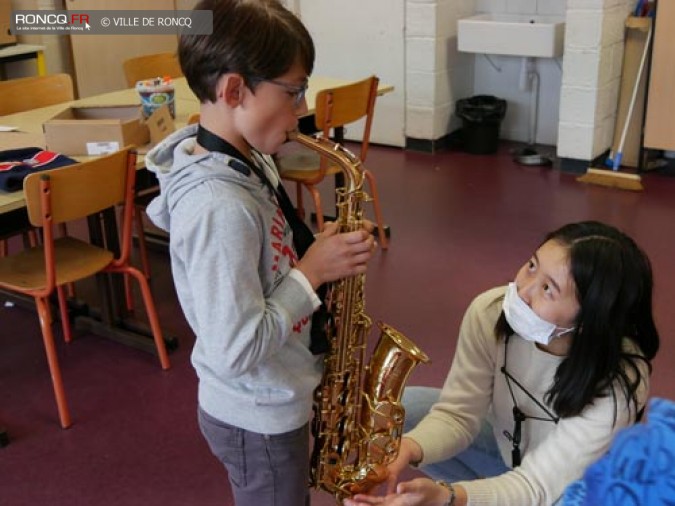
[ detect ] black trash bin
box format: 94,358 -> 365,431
456,95 -> 507,155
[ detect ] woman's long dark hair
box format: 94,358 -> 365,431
496,221 -> 659,418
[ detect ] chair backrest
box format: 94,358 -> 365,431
314,75 -> 379,163
123,52 -> 183,88
23,148 -> 134,228
0,74 -> 74,116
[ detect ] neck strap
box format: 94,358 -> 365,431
196,124 -> 315,256
501,335 -> 559,467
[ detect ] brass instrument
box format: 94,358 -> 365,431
288,131 -> 430,504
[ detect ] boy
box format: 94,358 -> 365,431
145,1 -> 377,504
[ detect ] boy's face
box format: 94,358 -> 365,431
236,60 -> 309,155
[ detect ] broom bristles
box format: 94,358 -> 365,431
577,168 -> 643,191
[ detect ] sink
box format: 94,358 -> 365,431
458,14 -> 565,58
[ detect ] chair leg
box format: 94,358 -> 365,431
0,239 -> 7,257
295,183 -> 306,220
27,229 -> 39,247
122,266 -> 171,370
56,285 -> 73,343
364,170 -> 388,250
124,273 -> 135,313
35,296 -> 72,429
307,185 -> 324,231
55,224 -> 76,298
134,205 -> 152,280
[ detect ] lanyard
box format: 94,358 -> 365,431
501,335 -> 559,467
196,125 -> 315,257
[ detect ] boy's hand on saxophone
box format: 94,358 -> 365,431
296,221 -> 377,289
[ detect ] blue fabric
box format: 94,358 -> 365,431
562,397 -> 675,506
0,147 -> 77,192
402,386 -> 510,481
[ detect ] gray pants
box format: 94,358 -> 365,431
198,407 -> 310,506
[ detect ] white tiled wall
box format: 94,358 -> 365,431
407,0 -> 632,160
558,0 -> 634,161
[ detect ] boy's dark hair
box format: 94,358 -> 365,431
180,0 -> 315,103
496,221 -> 660,419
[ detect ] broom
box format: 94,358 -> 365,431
577,18 -> 652,191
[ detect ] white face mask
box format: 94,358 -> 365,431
502,282 -> 574,345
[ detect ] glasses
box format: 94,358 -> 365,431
261,78 -> 308,108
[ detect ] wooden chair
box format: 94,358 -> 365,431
276,75 -> 388,248
0,74 -> 74,116
0,74 -> 75,258
0,148 -> 170,429
123,52 -> 183,88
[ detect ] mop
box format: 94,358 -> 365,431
577,18 -> 652,191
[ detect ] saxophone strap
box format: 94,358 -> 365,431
197,125 -> 329,354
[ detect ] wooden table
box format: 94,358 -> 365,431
0,44 -> 46,79
0,75 -> 393,354
0,76 -> 394,214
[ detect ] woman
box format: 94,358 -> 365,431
345,221 -> 659,506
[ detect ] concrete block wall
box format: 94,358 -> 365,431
558,0 -> 634,161
405,0 -> 475,142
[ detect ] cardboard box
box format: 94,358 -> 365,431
0,0 -> 16,47
43,105 -> 150,156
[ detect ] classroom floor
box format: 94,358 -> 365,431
1,141 -> 674,505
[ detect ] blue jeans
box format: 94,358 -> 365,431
402,386 -> 510,481
403,387 -> 563,504
198,407 -> 310,506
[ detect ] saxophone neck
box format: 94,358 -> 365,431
287,130 -> 364,195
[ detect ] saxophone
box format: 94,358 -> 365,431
288,131 -> 430,504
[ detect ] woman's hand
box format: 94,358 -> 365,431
344,478 -> 451,506
297,221 -> 376,289
384,438 -> 423,494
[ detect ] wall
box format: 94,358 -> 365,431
6,0 -> 73,80
297,0 -> 406,147
405,0 -> 475,145
558,0 -> 634,161
5,0 -> 632,162
471,0 -> 567,146
298,0 -> 566,148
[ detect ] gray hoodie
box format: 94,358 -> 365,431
145,125 -> 322,434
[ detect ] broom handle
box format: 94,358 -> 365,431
615,24 -> 652,170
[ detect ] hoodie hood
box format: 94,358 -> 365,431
145,124 -> 263,232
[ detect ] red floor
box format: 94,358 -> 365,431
1,142 -> 674,505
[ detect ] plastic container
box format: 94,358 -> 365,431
136,77 -> 175,119
456,95 -> 507,154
